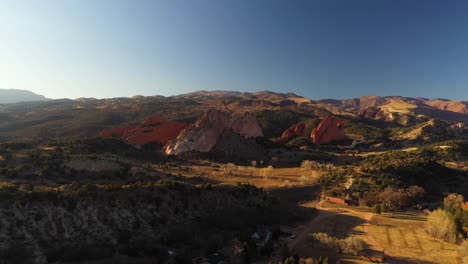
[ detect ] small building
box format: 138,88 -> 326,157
323,195 -> 348,205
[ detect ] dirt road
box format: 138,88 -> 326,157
288,200 -> 384,255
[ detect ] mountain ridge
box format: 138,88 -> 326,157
0,88 -> 48,104
0,90 -> 466,143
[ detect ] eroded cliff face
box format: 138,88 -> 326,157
0,183 -> 269,263
99,115 -> 189,146
164,110 -> 263,155
311,116 -> 346,145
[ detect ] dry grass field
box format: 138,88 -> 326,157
369,212 -> 460,263
189,163 -> 323,189
287,202 -> 383,263
154,161 -> 465,263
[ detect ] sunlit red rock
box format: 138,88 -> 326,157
311,116 -> 346,145
274,123 -> 307,142
164,110 -> 263,155
99,115 -> 189,146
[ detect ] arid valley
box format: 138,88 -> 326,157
0,89 -> 467,263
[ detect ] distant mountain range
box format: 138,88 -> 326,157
0,89 -> 48,104
0,89 -> 466,143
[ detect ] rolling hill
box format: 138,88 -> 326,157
0,90 -> 466,144
0,89 -> 48,104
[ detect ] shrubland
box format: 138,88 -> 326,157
0,181 -> 273,263
318,144 -> 468,209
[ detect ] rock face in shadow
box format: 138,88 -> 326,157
210,130 -> 266,161
274,123 -> 308,142
311,116 -> 346,145
99,115 -> 189,146
164,110 -> 263,155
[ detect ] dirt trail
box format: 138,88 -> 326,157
288,200 -> 384,254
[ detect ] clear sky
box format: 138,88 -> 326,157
1,0 -> 468,100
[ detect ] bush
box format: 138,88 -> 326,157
261,165 -> 273,179
425,209 -> 459,243
312,233 -> 364,255
301,160 -> 334,171
381,202 -> 388,213
339,237 -> 365,255
220,163 -> 237,175
373,204 -> 382,214
18,184 -> 34,192
444,193 -> 465,215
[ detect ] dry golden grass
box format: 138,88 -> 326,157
380,99 -> 417,114
187,164 -> 323,189
291,205 -> 371,263
369,212 -> 459,263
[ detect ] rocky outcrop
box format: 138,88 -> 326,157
311,116 -> 346,145
99,115 -> 189,146
164,110 -> 263,155
451,122 -> 465,133
210,130 -> 266,161
274,123 -> 308,142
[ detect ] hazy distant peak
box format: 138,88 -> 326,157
0,88 -> 48,104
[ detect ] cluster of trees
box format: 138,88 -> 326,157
425,193 -> 468,243
319,146 -> 468,210
360,149 -> 440,175
220,163 -> 274,179
220,163 -> 237,175
301,160 -> 335,171
365,186 -> 425,211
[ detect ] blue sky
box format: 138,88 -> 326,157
1,0 -> 468,100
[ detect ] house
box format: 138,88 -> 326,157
323,195 -> 348,205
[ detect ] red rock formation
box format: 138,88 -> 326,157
164,110 -> 263,155
274,123 -> 308,142
311,116 -> 346,145
98,126 -> 134,139
99,115 -> 189,146
142,115 -> 165,126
